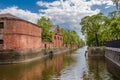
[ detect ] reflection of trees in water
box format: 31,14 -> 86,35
83,57 -> 113,80
0,53 -> 75,80
42,54 -> 76,80
42,55 -> 64,80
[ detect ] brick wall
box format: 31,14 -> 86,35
42,42 -> 53,49
2,19 -> 42,50
0,18 -> 65,50
52,26 -> 63,48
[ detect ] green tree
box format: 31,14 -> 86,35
61,28 -> 68,44
109,15 -> 120,39
112,0 -> 120,10
80,13 -> 106,46
37,16 -> 53,42
61,28 -> 84,46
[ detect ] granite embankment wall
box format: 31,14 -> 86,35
106,57 -> 120,79
0,48 -> 74,64
105,39 -> 120,79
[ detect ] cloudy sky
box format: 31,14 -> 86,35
0,0 -> 116,39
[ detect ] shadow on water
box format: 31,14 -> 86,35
0,50 -> 76,80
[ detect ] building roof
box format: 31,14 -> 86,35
0,13 -> 21,20
50,25 -> 56,32
50,25 -> 59,32
0,13 -> 41,28
50,25 -> 63,36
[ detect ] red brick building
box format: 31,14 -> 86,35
42,25 -> 63,49
0,13 -> 64,63
51,25 -> 63,48
0,14 -> 66,64
0,13 -> 64,51
0,13 -> 42,50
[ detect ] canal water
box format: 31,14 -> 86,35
0,47 -> 114,80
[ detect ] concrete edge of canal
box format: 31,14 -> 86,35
87,47 -> 105,57
0,48 -> 77,64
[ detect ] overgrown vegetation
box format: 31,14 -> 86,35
61,28 -> 84,45
80,0 -> 120,47
37,16 -> 85,46
80,12 -> 120,46
37,16 -> 53,42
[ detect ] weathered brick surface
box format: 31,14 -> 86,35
43,42 -> 53,49
0,19 -> 64,50
52,26 -> 63,47
2,19 -> 42,50
0,14 -> 68,64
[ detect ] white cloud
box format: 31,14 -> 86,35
87,0 -> 113,6
37,0 -> 101,38
36,0 -> 114,38
0,6 -> 42,23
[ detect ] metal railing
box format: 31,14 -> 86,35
106,39 -> 120,48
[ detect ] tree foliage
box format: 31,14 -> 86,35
37,16 -> 53,42
61,28 -> 84,45
80,13 -> 106,46
80,11 -> 120,46
37,16 -> 84,46
112,0 -> 120,10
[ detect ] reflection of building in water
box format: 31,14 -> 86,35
0,54 -> 65,80
20,54 -> 64,80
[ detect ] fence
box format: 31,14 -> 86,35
106,39 -> 120,48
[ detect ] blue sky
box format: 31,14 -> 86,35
0,0 -> 41,13
0,0 -> 116,38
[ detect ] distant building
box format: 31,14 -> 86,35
51,25 -> 63,48
0,13 -> 42,50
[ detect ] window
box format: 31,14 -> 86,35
0,22 -> 4,28
54,36 -> 56,39
61,37 -> 62,40
0,40 -> 3,44
44,44 -> 47,48
57,29 -> 59,32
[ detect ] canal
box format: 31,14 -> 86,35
0,47 -> 114,80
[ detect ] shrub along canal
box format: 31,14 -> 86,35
0,47 -> 114,80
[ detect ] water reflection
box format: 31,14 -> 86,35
0,47 -> 114,80
0,52 -> 75,80
86,57 -> 113,80
54,47 -> 114,80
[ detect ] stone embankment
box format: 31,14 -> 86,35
0,48 -> 76,64
88,47 -> 105,57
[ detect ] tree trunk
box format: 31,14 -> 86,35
95,34 -> 99,46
